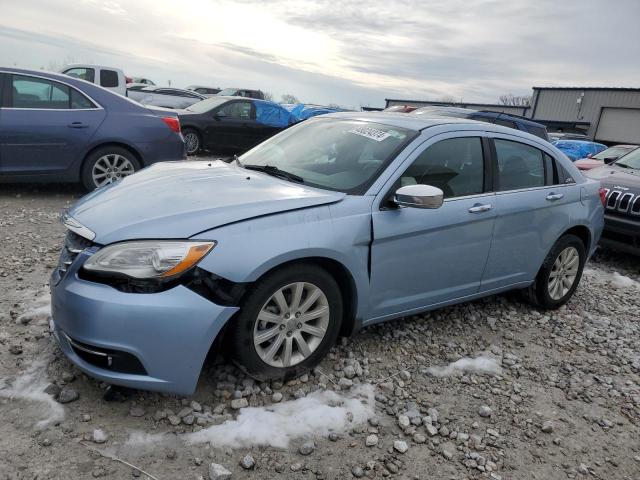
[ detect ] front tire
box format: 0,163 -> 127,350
526,234 -> 586,309
81,146 -> 140,191
228,264 -> 343,381
183,128 -> 201,155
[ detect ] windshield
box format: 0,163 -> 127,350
593,146 -> 635,160
615,148 -> 640,169
186,97 -> 229,113
239,118 -> 415,193
217,88 -> 238,96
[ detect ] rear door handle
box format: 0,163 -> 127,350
546,193 -> 564,201
68,122 -> 89,129
468,204 -> 492,213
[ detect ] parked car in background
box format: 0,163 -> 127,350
50,112 -> 603,394
552,140 -> 607,161
0,67 -> 185,190
585,148 -> 640,255
127,86 -> 206,109
216,88 -> 265,99
575,145 -> 638,170
187,85 -> 221,96
128,77 -> 155,86
384,105 -> 419,113
412,107 -> 550,141
176,97 -> 292,154
60,64 -> 127,96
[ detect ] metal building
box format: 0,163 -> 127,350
384,99 -> 530,116
529,87 -> 640,144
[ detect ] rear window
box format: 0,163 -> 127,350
100,70 -> 119,88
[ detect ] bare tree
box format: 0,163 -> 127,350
280,93 -> 300,104
498,94 -> 532,106
262,91 -> 274,102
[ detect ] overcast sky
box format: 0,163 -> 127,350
1,0 -> 639,108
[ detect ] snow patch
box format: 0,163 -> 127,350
126,384 -> 375,450
17,292 -> 51,324
0,360 -> 64,429
425,355 -> 502,377
583,268 -> 639,289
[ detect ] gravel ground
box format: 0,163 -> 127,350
1,176 -> 639,480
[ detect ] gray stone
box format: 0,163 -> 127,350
541,421 -> 554,433
352,465 -> 365,477
231,398 -> 248,409
239,454 -> 255,469
426,424 -> 438,436
393,440 -> 408,453
272,392 -> 283,403
478,405 -> 492,418
365,434 -> 378,447
299,440 -> 315,455
57,386 -> 79,404
343,365 -> 356,379
209,463 -> 232,480
397,414 -> 411,429
92,429 -> 107,444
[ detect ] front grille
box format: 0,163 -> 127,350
53,231 -> 95,282
603,189 -> 640,219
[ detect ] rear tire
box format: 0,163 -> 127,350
526,234 -> 586,309
81,146 -> 140,191
228,264 -> 343,381
183,128 -> 201,155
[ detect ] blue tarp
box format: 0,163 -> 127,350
254,100 -> 295,128
284,103 -> 347,122
552,140 -> 607,161
254,101 -> 347,127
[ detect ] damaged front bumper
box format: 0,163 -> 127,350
50,251 -> 238,395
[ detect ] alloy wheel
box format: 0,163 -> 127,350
253,282 -> 330,368
184,132 -> 200,155
548,246 -> 580,300
92,154 -> 135,188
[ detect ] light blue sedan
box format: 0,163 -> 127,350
50,113 -> 604,394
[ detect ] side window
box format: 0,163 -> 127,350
494,139 -> 545,191
70,89 -> 96,109
64,68 -> 95,83
399,137 -> 485,198
544,153 -> 560,185
11,75 -> 70,109
218,101 -> 253,120
100,70 -> 119,88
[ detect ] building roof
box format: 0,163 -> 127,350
533,86 -> 640,92
385,99 -> 530,109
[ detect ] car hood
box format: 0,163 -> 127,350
584,164 -> 640,189
68,161 -> 345,244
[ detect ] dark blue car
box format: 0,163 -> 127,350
0,68 -> 185,190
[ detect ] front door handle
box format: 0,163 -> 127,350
546,193 -> 564,201
68,122 -> 89,129
468,204 -> 492,213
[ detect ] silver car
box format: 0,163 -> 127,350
127,86 -> 206,109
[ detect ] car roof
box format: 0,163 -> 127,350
554,139 -> 605,146
323,111 -> 501,132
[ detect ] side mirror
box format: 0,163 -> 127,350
586,153 -> 593,158
394,184 -> 444,209
603,156 -> 617,164
214,111 -> 227,120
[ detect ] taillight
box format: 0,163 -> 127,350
161,116 -> 181,133
599,187 -> 607,207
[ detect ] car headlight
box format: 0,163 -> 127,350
83,241 -> 215,279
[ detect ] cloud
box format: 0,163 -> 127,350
1,0 -> 639,107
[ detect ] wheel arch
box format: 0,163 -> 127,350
561,224 -> 591,253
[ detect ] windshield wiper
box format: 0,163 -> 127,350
243,164 -> 304,183
615,162 -> 629,168
233,154 -> 243,167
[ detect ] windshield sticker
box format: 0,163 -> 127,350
349,126 -> 391,142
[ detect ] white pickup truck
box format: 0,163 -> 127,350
59,64 -> 127,96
